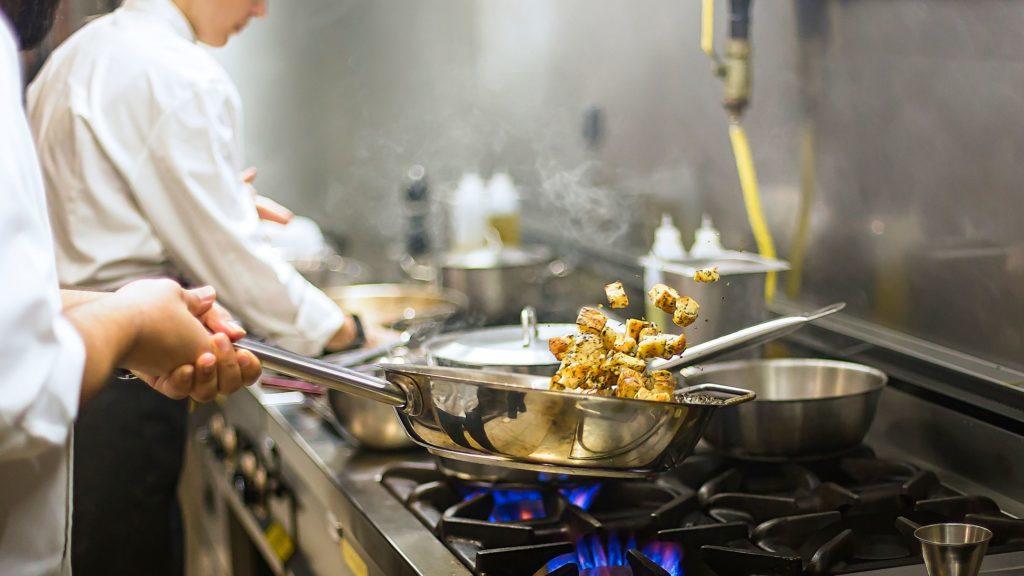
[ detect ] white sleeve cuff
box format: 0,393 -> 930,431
271,285 -> 346,356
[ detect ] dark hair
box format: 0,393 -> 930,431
1,0 -> 62,50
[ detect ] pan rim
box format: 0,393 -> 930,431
379,363 -> 744,408
680,357 -> 888,403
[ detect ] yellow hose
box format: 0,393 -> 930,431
701,0 -> 715,57
728,121 -> 778,302
786,122 -> 816,299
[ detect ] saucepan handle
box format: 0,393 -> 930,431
676,383 -> 756,407
235,337 -> 408,408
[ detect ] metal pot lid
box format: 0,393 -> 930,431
442,245 -> 551,269
426,307 -> 571,367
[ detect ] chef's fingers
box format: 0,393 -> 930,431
191,351 -> 219,403
241,166 -> 258,184
202,304 -> 246,341
183,285 -> 217,317
150,365 -> 195,400
237,350 -> 262,388
211,333 -> 244,397
255,195 -> 294,225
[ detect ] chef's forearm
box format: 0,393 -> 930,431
61,289 -> 108,310
62,297 -> 137,404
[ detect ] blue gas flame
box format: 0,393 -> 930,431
547,534 -> 683,575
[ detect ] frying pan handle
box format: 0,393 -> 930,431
652,302 -> 846,371
676,383 -> 757,407
235,338 -> 409,408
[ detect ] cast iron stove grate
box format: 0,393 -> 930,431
379,447 -> 1024,576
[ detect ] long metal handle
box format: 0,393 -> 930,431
652,302 -> 845,372
677,383 -> 757,406
236,338 -> 408,407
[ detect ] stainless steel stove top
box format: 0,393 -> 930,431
185,383 -> 1024,576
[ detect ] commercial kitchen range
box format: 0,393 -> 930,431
181,312 -> 1024,576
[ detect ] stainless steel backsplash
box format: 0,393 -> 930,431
211,0 -> 1024,372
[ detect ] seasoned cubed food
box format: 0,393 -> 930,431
604,281 -> 629,309
552,362 -> 588,389
672,296 -> 700,327
626,319 -> 651,342
694,267 -> 720,283
665,332 -> 687,356
636,335 -> 667,360
638,325 -> 662,341
605,352 -> 646,373
648,283 -> 680,313
601,326 -> 619,351
636,388 -> 672,402
576,307 -> 608,334
548,335 -> 574,361
612,335 -> 637,354
649,370 -> 676,393
615,375 -> 644,399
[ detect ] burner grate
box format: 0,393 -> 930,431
379,450 -> 1024,576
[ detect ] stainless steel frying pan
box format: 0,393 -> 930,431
235,338 -> 754,477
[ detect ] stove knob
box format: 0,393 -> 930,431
239,451 -> 258,478
209,413 -> 225,437
219,426 -> 238,458
233,451 -> 259,503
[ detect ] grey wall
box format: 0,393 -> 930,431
218,0 -> 1024,372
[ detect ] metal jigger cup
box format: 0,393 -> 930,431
915,523 -> 993,576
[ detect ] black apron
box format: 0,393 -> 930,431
72,371 -> 187,576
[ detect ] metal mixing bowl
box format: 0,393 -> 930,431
684,358 -> 887,460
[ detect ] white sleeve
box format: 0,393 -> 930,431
125,81 -> 344,355
0,36 -> 85,461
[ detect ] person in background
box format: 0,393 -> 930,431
25,0 -> 384,573
0,0 -> 261,573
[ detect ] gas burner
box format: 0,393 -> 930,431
379,455 -> 1024,576
534,534 -> 683,576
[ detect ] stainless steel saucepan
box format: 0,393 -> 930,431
684,358 -> 888,460
236,338 -> 754,477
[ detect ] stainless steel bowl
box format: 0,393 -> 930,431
684,358 -> 887,460
327,362 -> 416,450
440,246 -> 554,325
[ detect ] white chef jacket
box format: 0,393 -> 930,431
27,0 -> 345,355
0,16 -> 87,576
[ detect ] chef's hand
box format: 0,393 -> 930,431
200,302 -> 247,341
324,315 -> 360,352
242,167 -> 294,225
113,280 -> 260,401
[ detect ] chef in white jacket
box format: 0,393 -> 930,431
0,0 -> 261,572
25,0 -> 371,573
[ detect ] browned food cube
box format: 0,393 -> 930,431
612,335 -> 637,355
636,335 -> 667,360
649,370 -> 677,393
552,362 -> 588,389
672,296 -> 700,327
617,367 -> 649,386
665,332 -> 687,356
549,375 -> 566,391
548,335 -> 574,361
638,324 -> 662,341
601,326 -> 619,351
615,375 -> 644,399
636,388 -> 672,402
626,319 -> 651,342
576,306 -> 608,334
569,333 -> 605,363
605,352 -> 646,373
694,267 -> 721,283
604,281 -> 629,309
648,283 -> 680,313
